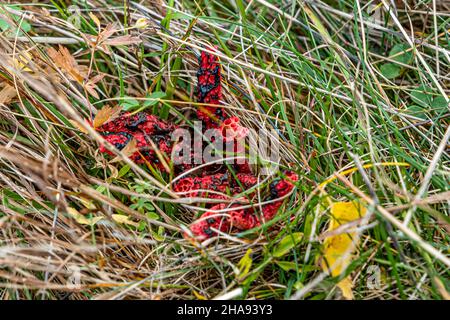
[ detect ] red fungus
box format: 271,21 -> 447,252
93,50 -> 298,240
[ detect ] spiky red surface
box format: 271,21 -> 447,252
93,50 -> 297,240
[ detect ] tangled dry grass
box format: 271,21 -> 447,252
0,0 -> 449,300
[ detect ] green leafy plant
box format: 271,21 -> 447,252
0,5 -> 32,36
380,43 -> 414,79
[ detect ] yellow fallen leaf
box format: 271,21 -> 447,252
192,290 -> 207,300
93,104 -> 122,128
67,207 -> 103,226
337,277 -> 354,300
47,45 -> 87,84
0,84 -> 17,104
321,201 -> 367,300
12,52 -> 33,72
111,214 -> 138,227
